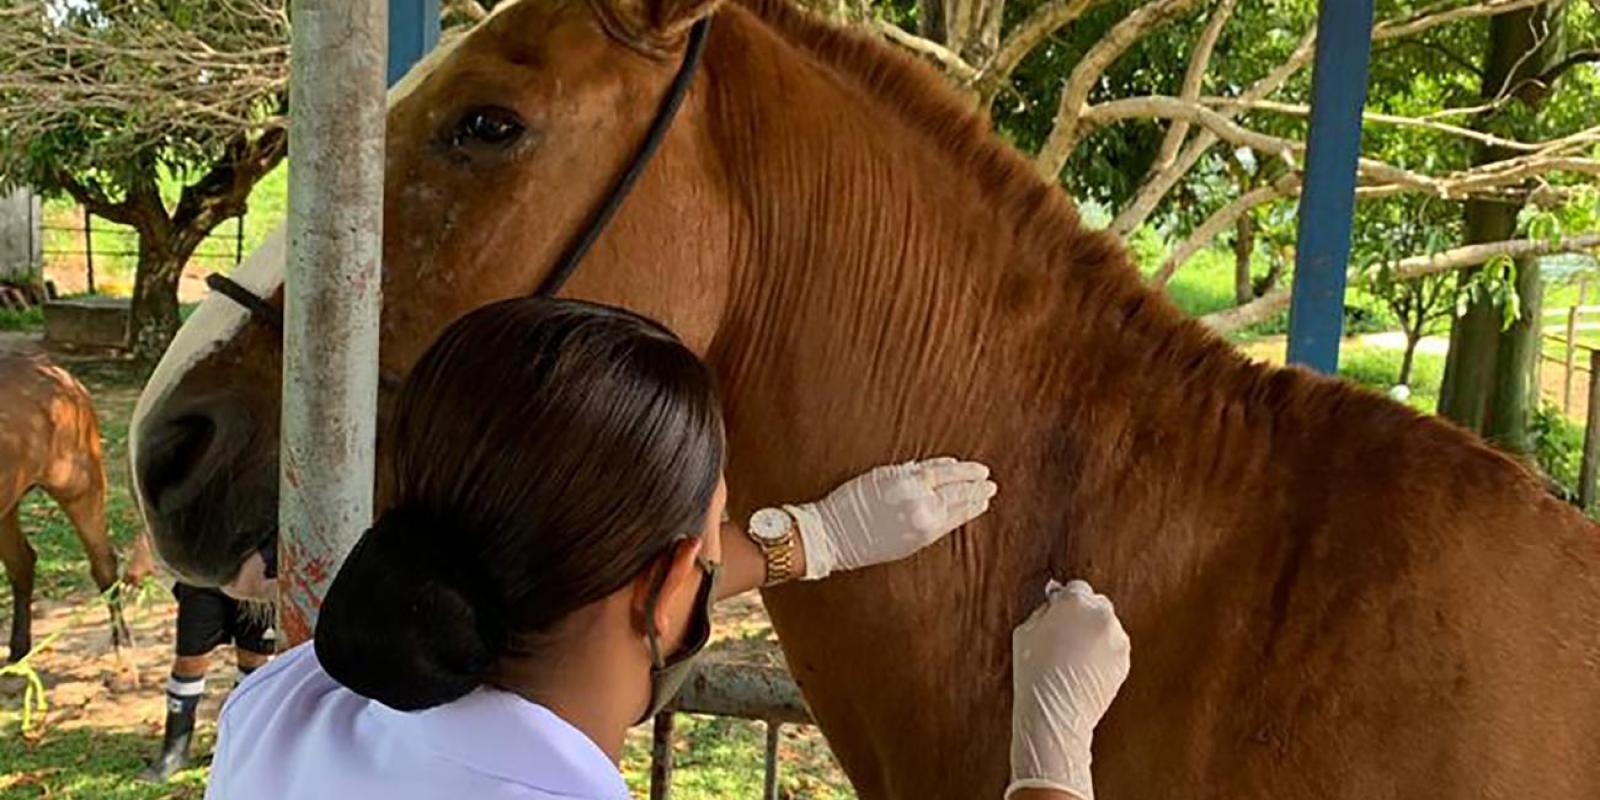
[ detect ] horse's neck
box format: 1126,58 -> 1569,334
705,25 -> 1280,600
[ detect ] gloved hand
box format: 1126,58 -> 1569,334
1008,580 -> 1131,800
785,457 -> 996,580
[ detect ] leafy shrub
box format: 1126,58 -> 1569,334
1531,404 -> 1585,503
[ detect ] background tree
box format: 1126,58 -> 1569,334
1354,197 -> 1463,387
0,0 -> 289,361
1438,0 -> 1597,453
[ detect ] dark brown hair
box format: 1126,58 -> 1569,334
315,298 -> 724,711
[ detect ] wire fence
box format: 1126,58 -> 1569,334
39,207 -> 247,293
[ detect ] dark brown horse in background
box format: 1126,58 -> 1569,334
130,0 -> 1600,796
1,353 -> 129,661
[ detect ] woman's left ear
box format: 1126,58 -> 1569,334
595,0 -> 722,55
630,538 -> 705,639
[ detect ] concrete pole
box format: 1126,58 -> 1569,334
279,1 -> 387,645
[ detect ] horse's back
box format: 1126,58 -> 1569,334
1100,411 -> 1600,799
0,354 -> 102,502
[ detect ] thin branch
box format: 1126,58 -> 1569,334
1081,96 -> 1446,192
1372,0 -> 1554,40
1201,233 -> 1600,333
1153,175 -> 1301,285
1510,48 -> 1600,96
0,1 -> 288,158
1110,27 -> 1316,234
1033,0 -> 1208,180
1150,0 -> 1240,174
49,169 -> 140,226
1199,96 -> 1600,152
984,0 -> 1103,90
1110,0 -> 1557,235
874,19 -> 983,84
1375,37 -> 1485,76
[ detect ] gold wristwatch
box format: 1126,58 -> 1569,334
748,507 -> 799,586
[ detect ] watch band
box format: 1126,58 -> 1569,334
750,508 -> 799,586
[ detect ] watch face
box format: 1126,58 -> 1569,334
750,508 -> 791,542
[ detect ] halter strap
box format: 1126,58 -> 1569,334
206,273 -> 283,332
534,17 -> 711,298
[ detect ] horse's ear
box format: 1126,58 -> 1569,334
597,0 -> 723,54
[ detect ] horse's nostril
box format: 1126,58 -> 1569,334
139,405 -> 236,515
145,416 -> 215,502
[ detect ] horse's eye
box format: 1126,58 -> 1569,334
450,107 -> 525,148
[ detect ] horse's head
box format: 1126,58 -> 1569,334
131,0 -> 738,587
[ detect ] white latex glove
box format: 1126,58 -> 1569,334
1008,580 -> 1131,800
785,457 -> 996,580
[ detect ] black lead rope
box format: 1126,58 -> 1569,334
204,18 -> 713,377
534,17 -> 712,298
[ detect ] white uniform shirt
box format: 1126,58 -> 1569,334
206,642 -> 630,800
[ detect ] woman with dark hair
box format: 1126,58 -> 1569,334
205,298 -> 1129,800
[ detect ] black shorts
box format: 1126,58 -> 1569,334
172,582 -> 276,657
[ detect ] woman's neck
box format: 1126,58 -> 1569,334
494,631 -> 649,763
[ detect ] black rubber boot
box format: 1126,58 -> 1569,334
140,676 -> 201,782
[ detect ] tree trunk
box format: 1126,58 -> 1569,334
1436,2 -> 1563,448
1438,198 -> 1521,429
1487,255 -> 1543,454
1233,212 -> 1256,306
1400,316 -> 1424,387
129,238 -> 185,363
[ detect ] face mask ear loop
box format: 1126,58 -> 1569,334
641,549 -> 677,669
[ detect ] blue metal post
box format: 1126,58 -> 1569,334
1285,0 -> 1377,373
387,0 -> 440,87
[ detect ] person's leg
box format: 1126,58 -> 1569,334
224,590 -> 275,683
142,583 -> 228,782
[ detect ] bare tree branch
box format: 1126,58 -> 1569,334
1200,97 -> 1600,152
1033,0 -> 1208,180
1109,0 -> 1558,235
1202,232 -> 1600,333
0,1 -> 288,156
983,0 -> 1103,91
875,19 -> 983,84
48,169 -> 141,227
1109,27 -> 1316,234
1082,96 -> 1447,191
1149,0 -> 1239,174
1376,37 -> 1486,76
1153,175 -> 1301,284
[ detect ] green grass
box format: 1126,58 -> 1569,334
1337,343 -> 1448,412
0,307 -> 44,332
1139,232 -> 1399,342
41,163 -> 287,295
621,716 -> 854,799
0,728 -> 209,799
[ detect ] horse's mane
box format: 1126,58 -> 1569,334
724,0 -> 1554,496
731,0 -> 1099,251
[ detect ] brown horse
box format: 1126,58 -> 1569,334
130,0 -> 1600,796
1,353 -> 129,661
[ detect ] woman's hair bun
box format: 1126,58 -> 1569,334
315,507 -> 505,711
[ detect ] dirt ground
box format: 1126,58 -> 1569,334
0,589 -> 231,747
